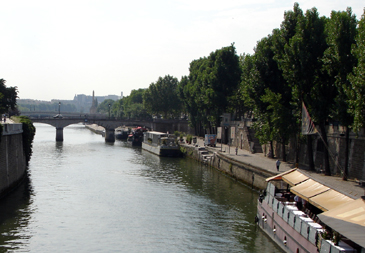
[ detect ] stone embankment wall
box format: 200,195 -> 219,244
182,144 -> 275,190
0,124 -> 27,198
231,120 -> 365,180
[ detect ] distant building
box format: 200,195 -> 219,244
89,91 -> 97,114
73,91 -> 122,113
18,91 -> 122,113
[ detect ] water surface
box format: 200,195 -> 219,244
0,123 -> 282,252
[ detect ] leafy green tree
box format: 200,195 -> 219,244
186,57 -> 211,133
348,10 -> 365,134
124,103 -> 150,119
271,3 -> 304,163
143,75 -> 181,119
177,75 -> 189,117
242,34 -> 294,160
281,7 -> 330,173
183,44 -> 241,135
228,54 -> 252,120
124,89 -> 145,105
97,99 -> 115,116
323,8 -> 358,180
0,79 -> 18,114
178,74 -> 202,134
122,89 -> 147,119
111,99 -> 123,118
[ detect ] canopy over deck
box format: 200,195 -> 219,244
318,197 -> 365,248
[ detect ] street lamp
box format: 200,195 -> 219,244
58,102 -> 61,115
108,104 -> 111,119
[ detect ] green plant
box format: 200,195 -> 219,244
333,231 -> 340,245
321,230 -> 330,240
186,134 -> 193,143
13,116 -> 36,165
180,146 -> 187,154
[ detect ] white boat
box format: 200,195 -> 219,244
257,168 -> 364,253
142,131 -> 181,157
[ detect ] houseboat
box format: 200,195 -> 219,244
115,127 -> 129,140
127,126 -> 147,146
257,168 -> 364,253
142,131 -> 181,157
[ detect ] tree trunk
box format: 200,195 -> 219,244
319,123 -> 331,176
295,134 -> 299,164
269,141 -> 274,158
343,126 -> 350,181
281,140 -> 286,162
307,135 -> 315,171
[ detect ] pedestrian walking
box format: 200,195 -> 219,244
276,160 -> 281,171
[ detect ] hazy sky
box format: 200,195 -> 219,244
0,1 -> 364,101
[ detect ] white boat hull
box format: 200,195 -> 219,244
142,142 -> 181,157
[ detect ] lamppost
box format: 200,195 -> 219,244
58,102 -> 61,115
108,104 -> 111,119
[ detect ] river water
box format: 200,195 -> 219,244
0,123 -> 282,252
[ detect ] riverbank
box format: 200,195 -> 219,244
181,137 -> 365,199
0,120 -> 27,198
84,123 -> 364,198
85,124 -> 105,136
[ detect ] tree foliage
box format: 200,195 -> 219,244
97,99 -> 115,115
181,44 -> 241,133
348,10 -> 365,133
0,79 -> 17,114
143,75 -> 181,119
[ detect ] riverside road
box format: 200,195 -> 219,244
187,137 -> 365,200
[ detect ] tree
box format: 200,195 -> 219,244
183,44 -> 241,135
0,79 -> 18,114
122,89 -> 147,119
97,99 -> 115,115
323,8 -> 358,180
241,34 -> 294,160
281,7 -> 330,174
272,3 -> 304,163
143,75 -> 181,119
111,99 -> 123,118
348,10 -> 365,134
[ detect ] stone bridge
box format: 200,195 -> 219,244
23,113 -> 189,142
28,117 -> 154,142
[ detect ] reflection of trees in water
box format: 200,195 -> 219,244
136,153 -> 279,252
0,176 -> 33,251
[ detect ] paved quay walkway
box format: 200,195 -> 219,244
188,137 -> 365,200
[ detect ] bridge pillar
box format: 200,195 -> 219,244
105,128 -> 115,143
56,127 -> 64,142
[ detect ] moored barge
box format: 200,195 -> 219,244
142,131 -> 181,157
257,168 -> 364,253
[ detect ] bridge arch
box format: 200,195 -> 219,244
28,117 -> 155,142
23,113 -> 190,142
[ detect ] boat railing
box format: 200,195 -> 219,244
263,184 -> 325,249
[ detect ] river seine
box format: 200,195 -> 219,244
0,123 -> 282,252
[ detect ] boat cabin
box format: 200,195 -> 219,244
258,169 -> 364,253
